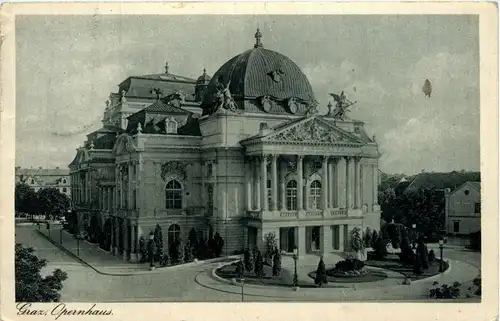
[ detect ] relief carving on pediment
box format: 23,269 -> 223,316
271,119 -> 348,143
161,161 -> 188,181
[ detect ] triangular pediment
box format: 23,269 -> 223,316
262,117 -> 362,145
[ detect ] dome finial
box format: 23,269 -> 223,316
203,67 -> 207,74
164,61 -> 169,74
254,28 -> 263,48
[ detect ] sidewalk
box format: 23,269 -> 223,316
195,258 -> 480,301
36,226 -> 241,276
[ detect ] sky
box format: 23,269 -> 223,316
15,15 -> 480,175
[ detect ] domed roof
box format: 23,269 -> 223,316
201,29 -> 316,110
196,68 -> 211,84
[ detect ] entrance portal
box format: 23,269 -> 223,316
247,227 -> 258,248
279,227 -> 296,253
306,226 -> 321,253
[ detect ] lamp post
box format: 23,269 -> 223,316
438,239 -> 444,272
292,247 -> 299,290
411,224 -> 417,250
60,228 -> 63,245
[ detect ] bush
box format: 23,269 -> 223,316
138,237 -> 148,263
214,232 -> 224,257
272,249 -> 282,277
314,257 -> 328,287
334,257 -> 365,272
371,230 -> 379,249
473,277 -> 481,296
254,250 -> 265,279
363,227 -> 372,248
153,224 -> 163,262
418,241 -> 429,270
197,235 -> 208,259
159,252 -> 170,267
235,260 -> 244,279
428,249 -> 436,263
398,236 -> 415,265
374,236 -> 388,259
184,240 -> 194,263
243,248 -> 254,273
176,240 -> 185,264
264,232 -> 278,261
469,231 -> 481,251
188,228 -> 199,251
429,281 -> 461,299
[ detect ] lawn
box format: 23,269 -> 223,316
366,254 -> 449,281
308,268 -> 388,283
215,262 -> 346,288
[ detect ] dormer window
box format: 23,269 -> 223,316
62,179 -> 66,184
30,179 -> 35,185
165,117 -> 178,134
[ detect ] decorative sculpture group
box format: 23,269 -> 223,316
212,80 -> 237,114
327,91 -> 356,120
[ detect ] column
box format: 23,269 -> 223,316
320,225 -> 332,255
254,158 -> 261,210
322,156 -> 328,210
245,158 -> 252,211
373,164 -> 378,205
355,157 -> 362,209
86,170 -> 90,202
280,159 -> 286,210
298,226 -> 306,257
130,224 -> 137,261
297,155 -> 304,210
128,162 -> 133,209
261,155 -> 268,211
337,158 -> 346,208
123,220 -> 129,260
271,155 -> 278,211
345,157 -> 352,209
339,224 -> 345,252
113,217 -> 118,255
114,166 -> 119,210
201,161 -> 206,212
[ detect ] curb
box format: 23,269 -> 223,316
36,229 -> 242,276
411,259 -> 452,284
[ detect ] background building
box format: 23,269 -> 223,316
445,181 -> 481,235
69,30 -> 381,262
15,166 -> 71,196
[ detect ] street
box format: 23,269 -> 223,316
15,226 -> 481,302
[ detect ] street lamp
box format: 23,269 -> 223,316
438,239 -> 444,272
411,224 -> 417,250
292,247 -> 299,289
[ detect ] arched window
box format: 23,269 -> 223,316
165,118 -> 178,134
267,179 -> 272,208
286,180 -> 298,211
309,180 -> 322,209
168,224 -> 181,245
62,179 -> 66,184
63,187 -> 67,193
30,179 -> 35,185
165,180 -> 182,209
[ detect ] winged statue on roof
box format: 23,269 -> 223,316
328,91 -> 357,120
212,79 -> 237,114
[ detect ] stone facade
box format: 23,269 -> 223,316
69,30 -> 381,262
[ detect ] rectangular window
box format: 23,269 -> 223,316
475,202 -> 481,213
166,190 -> 182,209
207,163 -> 213,177
453,221 -> 460,233
286,189 -> 297,210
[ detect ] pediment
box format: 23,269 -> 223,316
263,117 -> 362,145
112,134 -> 137,156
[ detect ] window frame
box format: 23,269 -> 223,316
165,179 -> 183,209
286,180 -> 298,211
309,180 -> 322,210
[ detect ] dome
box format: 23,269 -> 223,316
201,29 -> 316,114
196,68 -> 211,85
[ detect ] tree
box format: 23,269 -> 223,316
254,250 -> 265,279
264,232 -> 278,262
184,240 -> 194,263
214,232 -> 224,257
15,183 -> 39,217
153,224 -> 163,262
188,228 -> 199,251
314,257 -> 328,287
272,249 -> 282,277
175,240 -> 185,264
371,230 -> 379,249
243,248 -> 254,273
87,213 -> 101,243
364,227 -> 372,248
417,239 -> 429,270
36,188 -> 70,219
15,244 -> 68,302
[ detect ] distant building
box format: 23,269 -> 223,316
445,182 -> 481,235
404,171 -> 481,195
15,166 -> 71,197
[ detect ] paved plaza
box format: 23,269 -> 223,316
16,226 -> 481,302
